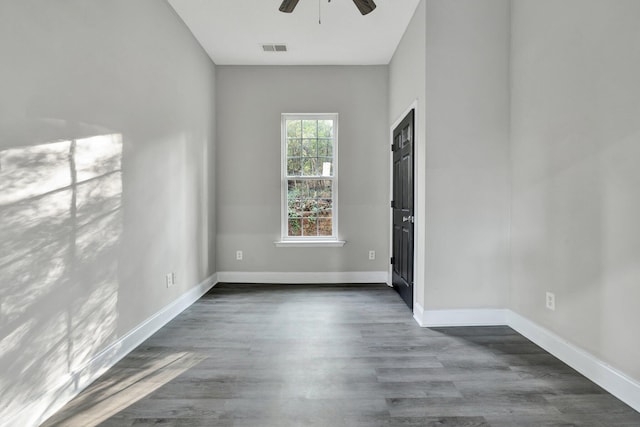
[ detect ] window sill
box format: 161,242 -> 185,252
274,240 -> 346,248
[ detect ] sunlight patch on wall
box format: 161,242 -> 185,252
0,133 -> 124,422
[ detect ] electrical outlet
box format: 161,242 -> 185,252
165,272 -> 175,288
236,250 -> 243,261
368,250 -> 376,260
546,291 -> 556,311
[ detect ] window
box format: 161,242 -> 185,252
281,114 -> 340,243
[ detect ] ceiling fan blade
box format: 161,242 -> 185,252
352,0 -> 377,15
279,0 -> 300,13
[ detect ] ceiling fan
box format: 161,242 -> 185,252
279,0 -> 377,16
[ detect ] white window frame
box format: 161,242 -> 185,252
276,113 -> 344,247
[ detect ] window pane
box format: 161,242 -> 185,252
318,218 -> 332,236
301,139 -> 317,158
301,158 -> 318,176
287,120 -> 302,138
317,139 -> 333,157
318,199 -> 332,217
318,120 -> 333,138
302,199 -> 318,217
287,198 -> 303,218
287,138 -> 301,157
287,179 -> 333,237
288,179 -> 304,199
303,217 -> 318,236
287,158 -> 301,176
302,120 -> 317,138
288,219 -> 302,236
315,180 -> 332,198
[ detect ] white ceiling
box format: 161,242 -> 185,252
167,0 -> 421,65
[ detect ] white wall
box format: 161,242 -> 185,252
389,0 -> 427,305
216,66 -> 389,275
510,0 -> 640,382
423,0 -> 511,310
0,0 -> 216,424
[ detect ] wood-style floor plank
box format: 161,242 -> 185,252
42,283 -> 640,426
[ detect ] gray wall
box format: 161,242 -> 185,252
389,0 -> 427,305
510,0 -> 640,381
0,0 -> 216,422
389,0 -> 511,312
5,0 -> 639,422
423,0 -> 511,310
216,66 -> 389,273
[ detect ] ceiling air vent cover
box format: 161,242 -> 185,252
262,44 -> 287,52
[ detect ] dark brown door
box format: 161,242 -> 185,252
392,109 -> 414,310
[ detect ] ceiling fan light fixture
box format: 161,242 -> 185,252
279,0 -> 377,16
352,0 -> 377,15
279,0 -> 300,13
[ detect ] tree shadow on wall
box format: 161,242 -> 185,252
0,132 -> 124,424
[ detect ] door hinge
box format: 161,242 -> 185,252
390,200 -> 395,208
390,257 -> 395,265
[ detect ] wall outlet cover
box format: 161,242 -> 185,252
546,291 -> 556,311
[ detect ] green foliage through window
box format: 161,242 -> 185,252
284,116 -> 336,238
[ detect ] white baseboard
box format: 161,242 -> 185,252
216,271 -> 388,284
416,308 -> 509,327
411,307 -> 640,413
13,273 -> 218,427
507,311 -> 640,413
413,302 -> 426,327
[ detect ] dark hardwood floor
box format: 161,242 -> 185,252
43,284 -> 640,426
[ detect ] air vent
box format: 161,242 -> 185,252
262,44 -> 287,52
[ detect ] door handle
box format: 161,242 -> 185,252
402,216 -> 414,223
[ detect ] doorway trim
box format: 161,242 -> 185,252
389,100 -> 421,313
